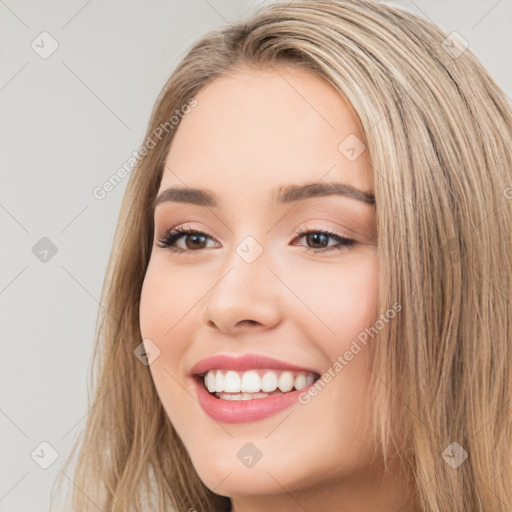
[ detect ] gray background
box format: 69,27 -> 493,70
1,1 -> 510,510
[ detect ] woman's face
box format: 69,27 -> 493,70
139,65 -> 391,507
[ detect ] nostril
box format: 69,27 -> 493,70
236,320 -> 258,328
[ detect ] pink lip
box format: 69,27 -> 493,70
193,379 -> 312,423
189,353 -> 320,376
189,353 -> 320,424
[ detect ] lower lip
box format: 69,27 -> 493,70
194,378 -> 308,423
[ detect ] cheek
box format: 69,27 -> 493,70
138,258 -> 195,379
289,251 -> 379,351
139,256 -> 200,343
139,260 -> 198,428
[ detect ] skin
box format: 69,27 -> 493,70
139,65 -> 419,511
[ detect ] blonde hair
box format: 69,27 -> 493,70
51,1 -> 512,510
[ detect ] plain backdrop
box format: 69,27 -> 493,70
1,1 -> 511,510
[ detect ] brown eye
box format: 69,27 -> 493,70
305,232 -> 330,249
183,233 -> 208,250
156,226 -> 219,253
293,228 -> 356,253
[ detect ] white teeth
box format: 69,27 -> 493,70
294,373 -> 307,391
202,368 -> 317,396
224,370 -> 241,392
252,392 -> 268,399
216,391 -> 277,401
241,370 -> 261,393
214,371 -> 224,392
224,393 -> 241,401
278,371 -> 294,392
206,371 -> 216,393
261,371 -> 278,392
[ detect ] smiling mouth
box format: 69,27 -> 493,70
197,368 -> 320,401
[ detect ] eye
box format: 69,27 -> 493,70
156,224 -> 356,255
292,226 -> 356,253
156,225 -> 219,253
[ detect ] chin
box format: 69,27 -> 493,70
193,458 -> 306,497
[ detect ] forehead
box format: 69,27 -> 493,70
160,65 -> 373,203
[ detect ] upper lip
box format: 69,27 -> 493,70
189,353 -> 321,377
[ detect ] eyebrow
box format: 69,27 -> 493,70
152,182 -> 375,211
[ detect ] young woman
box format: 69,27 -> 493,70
52,0 -> 512,510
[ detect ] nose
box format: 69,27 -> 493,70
200,250 -> 283,335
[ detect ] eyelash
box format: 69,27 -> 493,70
156,224 -> 356,254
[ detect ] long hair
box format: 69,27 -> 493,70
51,1 -> 512,510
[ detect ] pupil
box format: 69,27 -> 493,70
308,233 -> 327,248
186,234 -> 206,249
